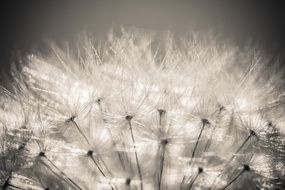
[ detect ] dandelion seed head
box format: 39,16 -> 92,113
1,28 -> 285,189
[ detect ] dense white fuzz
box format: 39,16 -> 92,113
1,29 -> 285,190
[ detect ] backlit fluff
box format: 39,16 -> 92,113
0,29 -> 285,190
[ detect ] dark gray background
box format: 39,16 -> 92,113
1,0 -> 285,85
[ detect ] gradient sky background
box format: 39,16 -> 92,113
1,1 -> 285,85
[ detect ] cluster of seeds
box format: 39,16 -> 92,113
0,30 -> 285,189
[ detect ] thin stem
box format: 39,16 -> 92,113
157,109 -> 167,190
221,170 -> 244,190
88,152 -> 115,190
189,119 -> 208,165
158,141 -> 167,190
224,130 -> 255,168
126,116 -> 143,190
68,117 -> 90,145
210,131 -> 255,189
183,167 -> 203,190
40,160 -> 70,186
186,173 -> 199,190
39,153 -> 82,190
191,124 -> 205,158
98,154 -> 113,176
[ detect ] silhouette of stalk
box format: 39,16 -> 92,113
185,167 -> 203,190
67,111 -> 114,189
210,130 -> 256,189
38,152 -> 82,190
221,165 -> 250,190
224,130 -> 256,168
158,139 -> 168,190
189,119 -> 210,165
66,116 -> 90,145
87,150 -> 115,190
157,109 -> 167,190
126,115 -> 143,190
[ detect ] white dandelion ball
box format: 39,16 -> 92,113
0,28 -> 285,190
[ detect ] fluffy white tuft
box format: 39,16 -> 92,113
1,28 -> 285,190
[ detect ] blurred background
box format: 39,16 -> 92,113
1,0 -> 285,85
